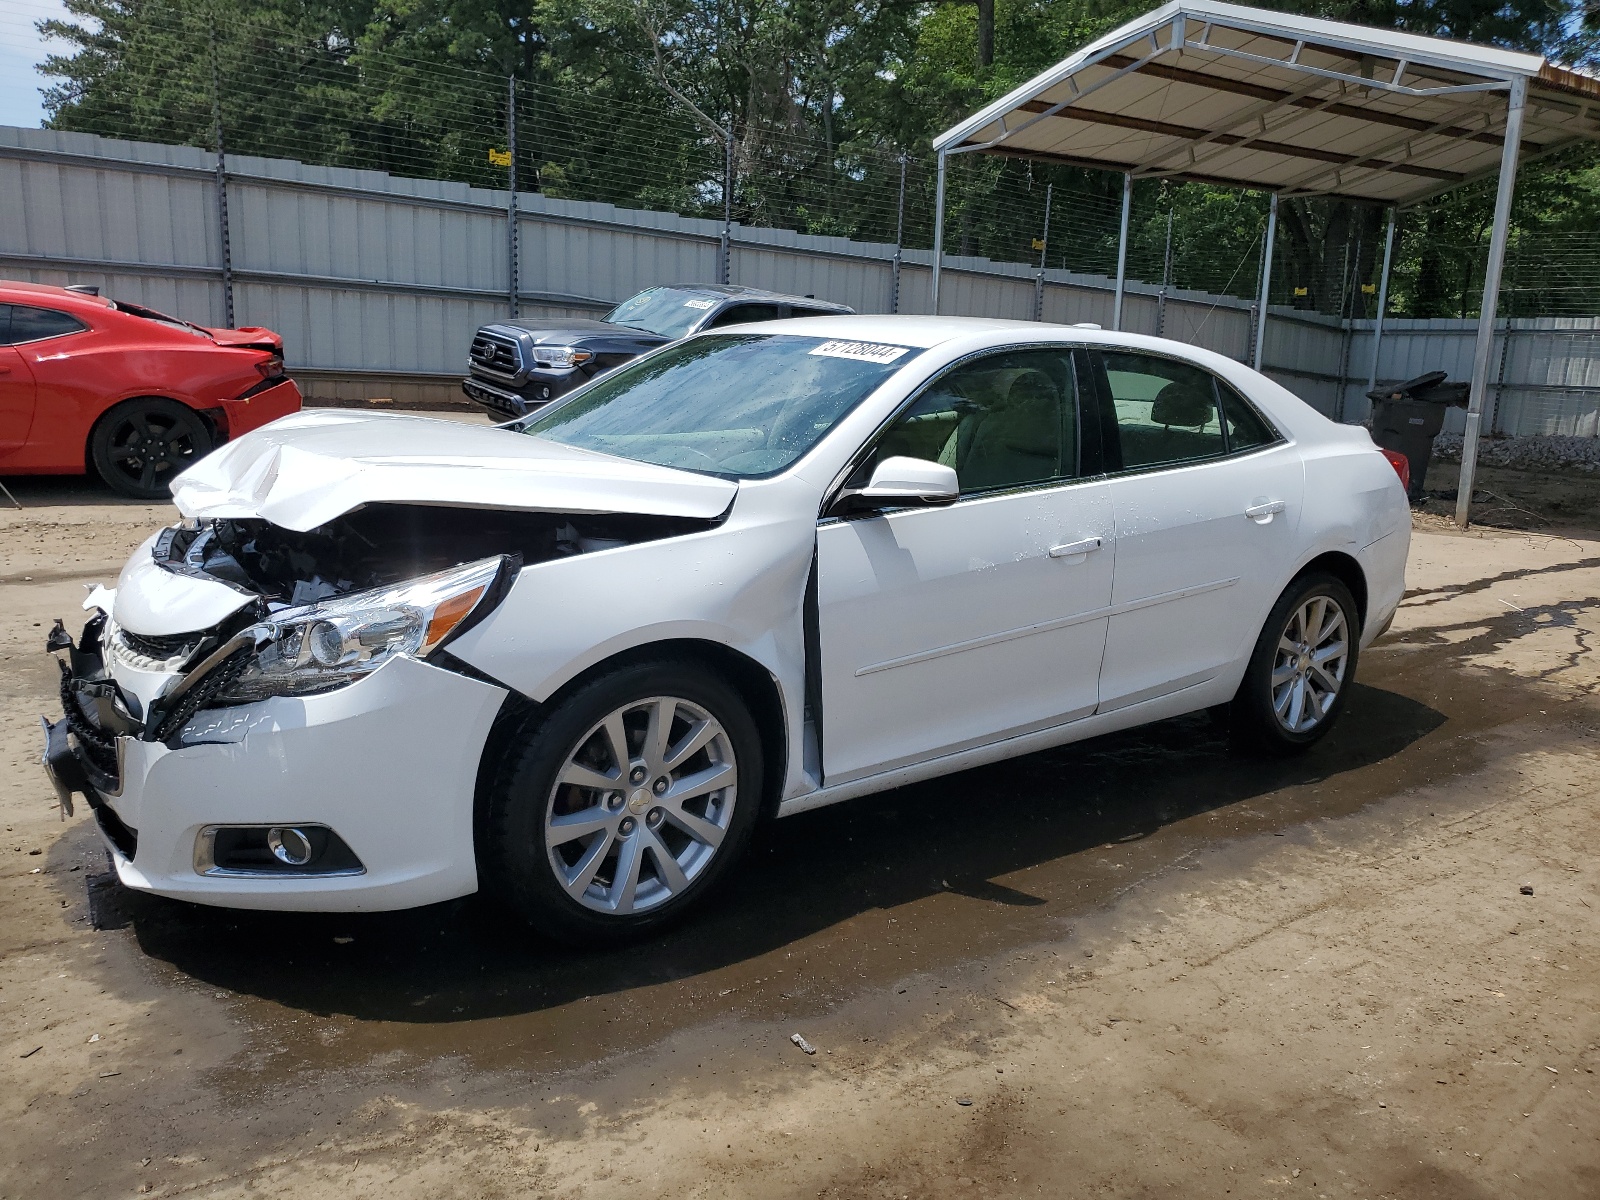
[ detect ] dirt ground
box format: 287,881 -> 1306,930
1,455 -> 1598,1199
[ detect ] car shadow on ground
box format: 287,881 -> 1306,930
0,475 -> 166,509
99,680 -> 1446,1028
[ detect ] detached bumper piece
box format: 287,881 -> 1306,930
42,615 -> 140,798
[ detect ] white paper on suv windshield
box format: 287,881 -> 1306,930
682,298 -> 716,309
809,340 -> 910,364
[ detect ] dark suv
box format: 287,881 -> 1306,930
461,284 -> 854,417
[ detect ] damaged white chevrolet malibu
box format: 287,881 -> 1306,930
43,316 -> 1411,942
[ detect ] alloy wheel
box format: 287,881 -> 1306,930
105,409 -> 203,494
544,695 -> 738,915
1271,595 -> 1349,734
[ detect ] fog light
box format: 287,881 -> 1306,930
267,826 -> 313,866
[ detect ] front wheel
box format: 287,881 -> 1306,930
481,660 -> 764,945
1228,572 -> 1360,753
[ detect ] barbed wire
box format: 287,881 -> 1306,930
0,5 -> 1596,317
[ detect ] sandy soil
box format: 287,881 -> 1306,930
0,464 -> 1597,1199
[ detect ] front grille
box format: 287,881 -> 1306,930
151,647 -> 254,742
469,330 -> 521,376
120,628 -> 201,660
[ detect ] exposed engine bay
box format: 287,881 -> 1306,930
156,503 -> 721,610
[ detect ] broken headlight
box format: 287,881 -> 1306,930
211,555 -> 512,705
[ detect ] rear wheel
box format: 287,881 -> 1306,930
90,398 -> 213,500
482,660 -> 763,945
1228,572 -> 1360,753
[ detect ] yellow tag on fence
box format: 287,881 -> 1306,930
1031,238 -> 1046,251
488,148 -> 511,167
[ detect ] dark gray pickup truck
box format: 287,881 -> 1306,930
461,283 -> 854,417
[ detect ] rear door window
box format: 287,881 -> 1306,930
707,304 -> 784,329
1098,352 -> 1225,471
8,305 -> 88,344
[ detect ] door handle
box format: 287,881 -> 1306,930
1049,537 -> 1103,559
0,367 -> 11,375
1245,500 -> 1285,522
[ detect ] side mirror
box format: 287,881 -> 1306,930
835,456 -> 959,514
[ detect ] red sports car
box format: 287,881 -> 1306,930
0,281 -> 302,499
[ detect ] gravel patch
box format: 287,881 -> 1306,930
1432,432 -> 1600,474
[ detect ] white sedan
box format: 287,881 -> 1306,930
43,316 -> 1411,942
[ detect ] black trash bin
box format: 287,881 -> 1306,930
1365,370 -> 1470,500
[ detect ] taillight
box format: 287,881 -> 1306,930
1379,447 -> 1411,494
255,353 -> 285,380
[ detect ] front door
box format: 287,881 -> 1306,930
0,339 -> 38,454
816,346 -> 1113,785
1089,350 -> 1306,712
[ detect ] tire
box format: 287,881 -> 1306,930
90,398 -> 214,500
481,659 -> 764,946
1227,571 -> 1361,754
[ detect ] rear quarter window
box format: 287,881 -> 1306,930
7,305 -> 88,344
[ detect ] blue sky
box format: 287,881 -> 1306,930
0,0 -> 71,127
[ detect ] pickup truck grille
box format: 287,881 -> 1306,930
469,330 -> 521,376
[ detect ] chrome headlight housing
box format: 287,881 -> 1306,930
535,346 -> 593,370
210,555 -> 512,706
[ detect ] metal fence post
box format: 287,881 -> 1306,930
208,31 -> 234,328
1032,183 -> 1053,322
720,126 -> 733,285
890,152 -> 907,314
506,76 -> 519,317
1156,208 -> 1173,338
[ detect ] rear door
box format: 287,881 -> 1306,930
815,346 -> 1113,784
1089,349 -> 1304,712
0,307 -> 40,453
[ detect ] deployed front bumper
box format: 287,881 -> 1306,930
460,367 -> 581,417
49,632 -> 508,912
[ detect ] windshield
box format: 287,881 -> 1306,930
604,287 -> 721,339
521,333 -> 918,478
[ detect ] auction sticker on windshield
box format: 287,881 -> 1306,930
809,340 -> 911,364
682,298 -> 716,309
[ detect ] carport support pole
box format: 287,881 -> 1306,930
931,149 -> 948,314
1252,193 -> 1279,371
1457,75 -> 1527,529
1366,207 -> 1397,396
1112,172 -> 1131,330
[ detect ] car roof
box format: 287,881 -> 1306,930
655,283 -> 853,312
0,280 -> 114,310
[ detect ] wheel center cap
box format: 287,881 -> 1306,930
627,789 -> 651,815
1298,652 -> 1312,672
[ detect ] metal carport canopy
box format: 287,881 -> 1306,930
929,0 -> 1600,526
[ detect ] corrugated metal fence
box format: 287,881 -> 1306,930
2,125 -> 1595,435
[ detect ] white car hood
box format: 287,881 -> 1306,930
170,410 -> 739,532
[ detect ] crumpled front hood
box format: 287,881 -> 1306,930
170,409 -> 738,532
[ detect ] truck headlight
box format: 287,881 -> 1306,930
536,347 -> 593,370
211,555 -> 512,705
